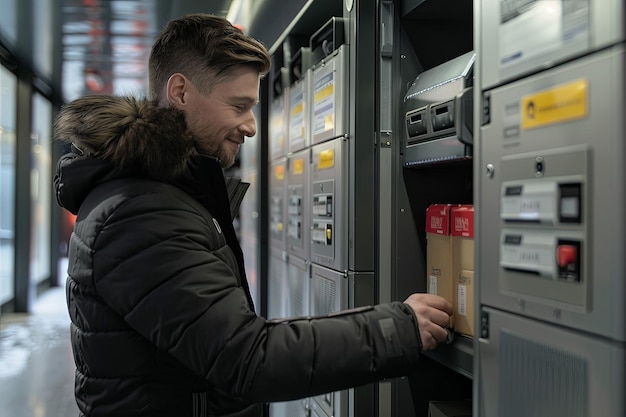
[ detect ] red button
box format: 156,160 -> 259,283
557,245 -> 578,268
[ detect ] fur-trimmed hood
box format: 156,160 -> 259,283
53,95 -> 235,215
54,95 -> 199,179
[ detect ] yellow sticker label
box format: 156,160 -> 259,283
521,79 -> 588,130
292,158 -> 304,175
317,149 -> 335,170
291,102 -> 303,116
274,164 -> 285,180
314,83 -> 334,103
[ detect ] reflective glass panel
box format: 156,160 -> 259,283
31,93 -> 52,285
33,0 -> 54,79
0,0 -> 17,47
0,66 -> 17,304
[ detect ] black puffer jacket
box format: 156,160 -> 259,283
53,95 -> 424,417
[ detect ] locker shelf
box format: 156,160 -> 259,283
422,333 -> 473,379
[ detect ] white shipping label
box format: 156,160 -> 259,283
429,275 -> 437,295
458,284 -> 467,316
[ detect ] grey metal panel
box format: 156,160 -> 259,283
478,307 -> 626,417
480,0 -> 625,89
309,263 -> 350,417
347,0 -> 376,275
286,254 -> 310,318
311,44 -> 349,145
310,137 -> 349,271
287,149 -> 310,260
477,46 -> 626,341
377,0 -> 395,306
268,245 -> 288,320
309,263 -> 348,314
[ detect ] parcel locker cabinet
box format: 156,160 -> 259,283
478,307 -> 626,417
479,0 -> 624,90
477,45 -> 626,342
310,138 -> 349,271
311,44 -> 349,145
287,149 -> 310,260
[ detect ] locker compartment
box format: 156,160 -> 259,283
310,138 -> 349,271
287,150 -> 310,260
269,158 -> 288,248
477,46 -> 626,340
310,44 -> 349,145
288,68 -> 312,153
479,0 -> 624,89
478,307 -> 626,417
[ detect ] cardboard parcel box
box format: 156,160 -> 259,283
426,204 -> 454,327
451,204 -> 474,337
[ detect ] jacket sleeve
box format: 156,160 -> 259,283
243,302 -> 423,402
92,189 -> 423,410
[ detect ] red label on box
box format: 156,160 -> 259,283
451,205 -> 474,237
426,204 -> 452,235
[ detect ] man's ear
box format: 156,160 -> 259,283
166,73 -> 189,109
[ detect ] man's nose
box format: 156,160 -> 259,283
240,112 -> 256,137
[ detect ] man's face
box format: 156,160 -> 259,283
184,66 -> 260,168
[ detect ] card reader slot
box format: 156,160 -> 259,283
502,266 -> 541,276
406,107 -> 428,140
431,100 -> 454,132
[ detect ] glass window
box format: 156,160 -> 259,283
0,65 -> 17,305
33,0 -> 54,79
31,93 -> 52,285
0,0 -> 17,47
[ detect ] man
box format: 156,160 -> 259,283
53,14 -> 453,417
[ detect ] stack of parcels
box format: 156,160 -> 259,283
426,204 -> 475,336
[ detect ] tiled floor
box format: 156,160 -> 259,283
0,286 -> 79,417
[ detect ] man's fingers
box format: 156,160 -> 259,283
420,324 -> 449,350
429,307 -> 452,328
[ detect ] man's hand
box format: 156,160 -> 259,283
403,293 -> 453,351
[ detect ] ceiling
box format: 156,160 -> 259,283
61,0 -> 234,101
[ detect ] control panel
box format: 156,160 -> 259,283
497,149 -> 588,309
310,138 -> 348,270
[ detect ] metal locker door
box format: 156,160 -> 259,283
478,306 -> 626,417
